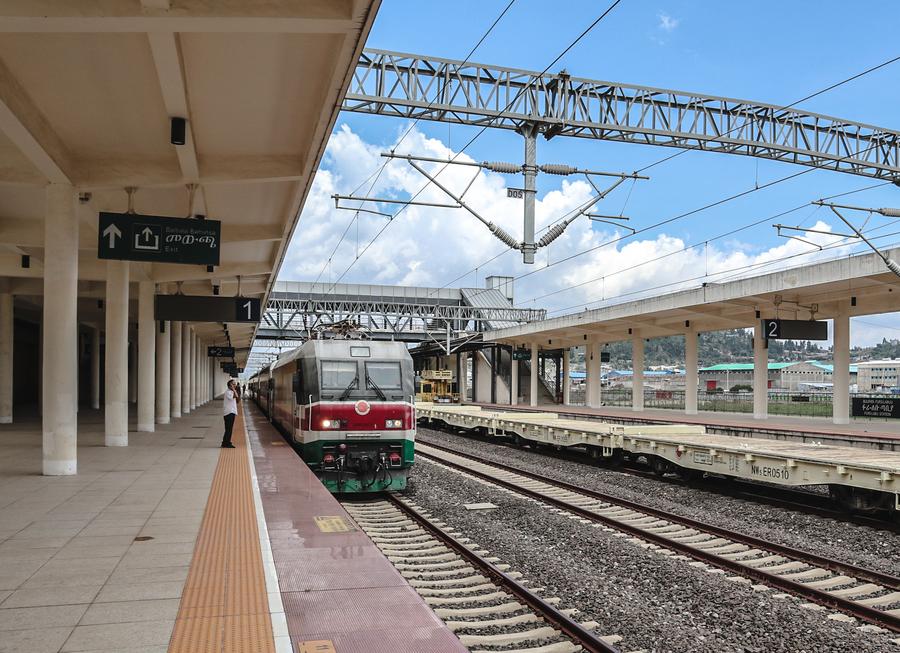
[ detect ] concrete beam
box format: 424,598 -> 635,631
0,0 -> 357,33
0,57 -> 71,183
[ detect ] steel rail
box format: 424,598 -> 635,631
421,429 -> 899,532
382,492 -> 621,653
416,444 -> 900,632
418,440 -> 900,588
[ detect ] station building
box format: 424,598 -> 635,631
855,359 -> 900,392
699,361 -> 858,392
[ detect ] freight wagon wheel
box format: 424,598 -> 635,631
649,456 -> 671,476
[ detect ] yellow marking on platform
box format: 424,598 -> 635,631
314,515 -> 355,533
168,407 -> 275,653
298,641 -> 337,653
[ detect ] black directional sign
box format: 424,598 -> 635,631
221,363 -> 243,375
208,346 -> 236,358
761,319 -> 828,341
155,295 -> 261,323
98,212 -> 221,265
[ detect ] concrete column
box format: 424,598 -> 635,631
586,342 -> 602,408
155,320 -> 170,425
685,329 -> 698,415
90,325 -> 100,410
137,282 -> 155,432
192,333 -> 199,408
510,356 -> 519,405
632,335 -> 644,412
457,353 -> 468,402
753,321 -> 768,420
529,343 -> 538,407
562,348 -> 570,406
191,332 -> 200,410
105,262 -> 129,446
181,325 -> 192,414
0,293 -> 13,423
833,303 -> 851,425
128,341 -> 137,404
43,184 -> 79,474
170,321 -> 182,418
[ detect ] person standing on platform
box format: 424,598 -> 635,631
221,379 -> 240,448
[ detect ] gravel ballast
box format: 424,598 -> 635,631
406,454 -> 898,653
417,427 -> 900,578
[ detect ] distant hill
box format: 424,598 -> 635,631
570,328 -> 831,369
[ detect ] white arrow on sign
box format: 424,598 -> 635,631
102,223 -> 122,248
141,227 -> 153,241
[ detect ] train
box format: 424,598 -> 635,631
248,339 -> 415,493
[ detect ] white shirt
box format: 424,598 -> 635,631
223,389 -> 238,416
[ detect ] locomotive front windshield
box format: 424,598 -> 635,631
365,361 -> 402,389
321,360 -> 357,388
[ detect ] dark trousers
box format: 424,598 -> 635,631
222,413 -> 236,445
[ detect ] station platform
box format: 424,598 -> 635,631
472,402 -> 900,451
0,401 -> 465,653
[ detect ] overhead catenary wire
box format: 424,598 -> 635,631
441,52 -> 900,307
309,0 -> 518,291
519,180 -> 893,306
324,0 -> 625,294
544,221 -> 900,318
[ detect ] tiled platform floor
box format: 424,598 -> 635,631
0,403 -> 222,653
245,404 -> 468,652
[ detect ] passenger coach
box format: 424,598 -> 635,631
252,340 -> 415,493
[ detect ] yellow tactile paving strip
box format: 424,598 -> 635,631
168,408 -> 276,653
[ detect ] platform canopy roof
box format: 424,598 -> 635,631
0,0 -> 379,366
485,246 -> 900,349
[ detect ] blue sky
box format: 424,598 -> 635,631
277,0 -> 900,347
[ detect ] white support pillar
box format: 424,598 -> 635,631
128,341 -> 137,404
90,325 -> 100,411
457,353 -> 468,402
155,320 -> 170,425
181,325 -> 192,414
137,282 -> 155,432
105,262 -> 129,446
170,321 -> 182,418
562,348 -> 570,406
753,321 -> 768,420
43,185 -> 79,474
685,329 -> 698,415
833,303 -> 851,425
586,342 -> 602,408
510,355 -> 519,405
0,293 -> 13,423
632,334 -> 644,412
529,343 -> 538,407
193,333 -> 200,409
192,333 -> 199,409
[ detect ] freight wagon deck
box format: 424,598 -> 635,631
418,403 -> 900,512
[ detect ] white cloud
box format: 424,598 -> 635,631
657,12 -> 680,32
279,124 -> 864,337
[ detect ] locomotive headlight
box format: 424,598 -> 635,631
385,419 -> 402,428
321,419 -> 332,428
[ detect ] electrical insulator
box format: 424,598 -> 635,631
878,207 -> 900,217
482,161 -> 521,174
488,223 -> 521,249
536,217 -> 576,248
886,258 -> 900,278
539,164 -> 578,176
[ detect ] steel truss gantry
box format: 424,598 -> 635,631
257,295 -> 546,342
344,49 -> 900,182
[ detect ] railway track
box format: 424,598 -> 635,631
421,428 -> 899,531
415,441 -> 900,634
343,495 -> 632,653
